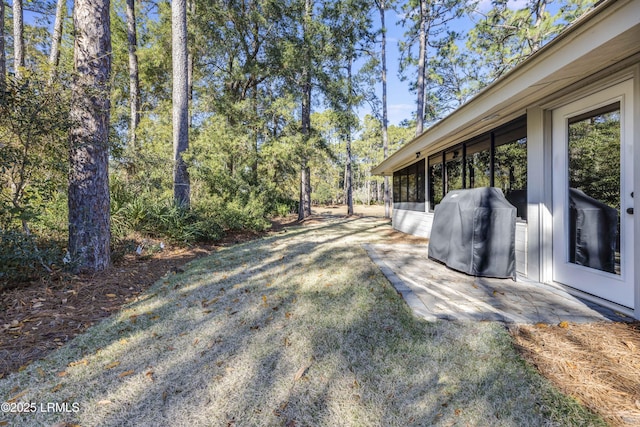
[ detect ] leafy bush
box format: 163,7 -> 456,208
272,198 -> 298,217
213,197 -> 270,232
0,230 -> 65,286
0,76 -> 70,233
141,201 -> 224,243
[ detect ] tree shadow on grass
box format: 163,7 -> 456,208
0,217 -> 604,426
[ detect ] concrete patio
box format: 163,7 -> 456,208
365,243 -> 629,324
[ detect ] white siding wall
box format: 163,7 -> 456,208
515,221 -> 527,276
392,209 -> 528,277
392,209 -> 433,238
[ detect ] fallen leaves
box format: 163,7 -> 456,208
68,359 -> 88,368
273,401 -> 288,417
512,321 -> 640,426
294,358 -> 314,381
293,365 -> 308,381
7,390 -> 28,403
105,361 -> 121,370
118,370 -> 135,378
202,297 -> 219,308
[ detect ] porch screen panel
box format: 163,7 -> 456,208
494,121 -> 527,219
407,163 -> 417,202
445,147 -> 463,193
400,174 -> 407,203
426,115 -> 528,219
417,159 -> 425,203
393,159 -> 426,211
466,138 -> 491,189
428,155 -> 443,210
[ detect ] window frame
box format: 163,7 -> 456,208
393,159 -> 426,211
426,116 -> 528,220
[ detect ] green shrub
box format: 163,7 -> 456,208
0,230 -> 65,286
134,200 -> 220,244
0,76 -> 69,234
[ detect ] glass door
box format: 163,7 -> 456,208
552,80 -> 634,308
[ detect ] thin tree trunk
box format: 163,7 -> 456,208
415,0 -> 427,136
304,165 -> 311,212
298,0 -> 313,221
187,52 -> 193,125
252,86 -> 259,185
366,178 -> 370,206
172,0 -> 190,208
345,57 -> 353,216
379,0 -> 391,218
68,0 -> 112,273
187,0 -> 195,127
13,0 -> 24,78
49,0 -> 65,80
345,138 -> 353,215
126,0 -> 140,149
299,164 -> 311,220
0,0 -> 5,87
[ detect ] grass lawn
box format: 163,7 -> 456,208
0,217 -> 604,426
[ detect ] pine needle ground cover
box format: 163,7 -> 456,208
0,217 -> 602,426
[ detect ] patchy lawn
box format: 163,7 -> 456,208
0,216 -> 602,426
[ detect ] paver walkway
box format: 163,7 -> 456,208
365,243 -> 628,324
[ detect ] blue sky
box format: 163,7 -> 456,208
369,0 -> 529,126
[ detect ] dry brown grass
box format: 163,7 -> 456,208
0,216 -> 603,426
4,206 -> 635,426
512,322 -> 640,426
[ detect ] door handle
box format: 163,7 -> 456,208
627,207 -> 634,214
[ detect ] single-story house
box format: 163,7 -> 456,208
372,0 -> 640,319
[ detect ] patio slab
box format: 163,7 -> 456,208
364,243 -> 629,324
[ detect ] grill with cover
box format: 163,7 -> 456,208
428,187 -> 517,279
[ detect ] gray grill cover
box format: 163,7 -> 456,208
568,188 -> 617,273
428,187 -> 516,279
